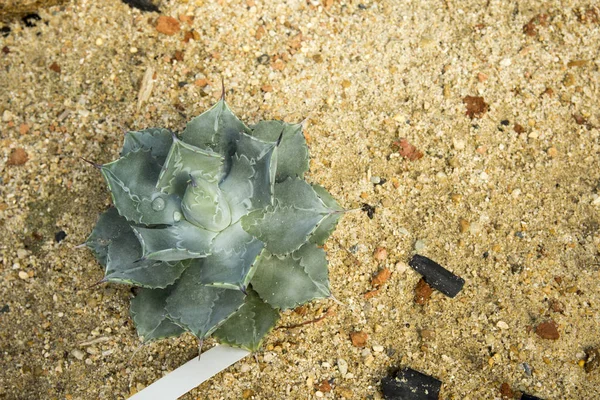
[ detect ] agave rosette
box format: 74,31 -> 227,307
86,98 -> 343,351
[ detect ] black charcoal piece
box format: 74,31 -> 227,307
381,367 -> 442,400
408,254 -> 464,298
521,394 -> 544,400
121,0 -> 160,12
54,230 -> 67,243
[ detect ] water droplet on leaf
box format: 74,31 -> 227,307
151,197 -> 165,211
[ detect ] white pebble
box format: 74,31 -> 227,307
18,271 -> 29,280
373,345 -> 384,353
497,321 -> 509,330
414,239 -> 426,251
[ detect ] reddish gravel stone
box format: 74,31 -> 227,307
371,267 -> 391,287
535,320 -> 559,340
7,148 -> 28,165
463,95 -> 489,119
414,278 -> 433,305
156,16 -> 180,35
349,331 -> 368,348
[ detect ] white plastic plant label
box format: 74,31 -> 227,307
128,345 -> 250,400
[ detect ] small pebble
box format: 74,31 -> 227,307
414,278 -> 433,305
18,271 -> 29,280
373,247 -> 387,261
370,176 -> 381,184
95,38 -> 103,46
71,349 -> 85,360
373,345 -> 384,353
535,320 -> 559,340
155,16 -> 181,35
414,239 -> 426,251
337,358 -> 348,375
371,267 -> 391,287
497,321 -> 509,330
350,331 -> 368,348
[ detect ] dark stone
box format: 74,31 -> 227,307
21,13 -> 41,27
521,394 -> 543,400
0,304 -> 9,314
408,254 -> 465,298
361,203 -> 375,219
121,0 -> 159,12
381,367 -> 442,400
54,230 -> 67,243
257,54 -> 270,65
1,26 -> 10,37
501,119 -> 510,126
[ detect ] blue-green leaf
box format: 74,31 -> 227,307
105,230 -> 188,288
182,98 -> 250,160
251,243 -> 330,310
241,178 -> 336,255
197,222 -> 264,290
181,176 -> 232,232
130,287 -> 185,342
213,288 -> 279,351
251,120 -> 309,182
86,207 -> 131,267
156,137 -> 223,196
133,221 -> 216,261
165,263 -> 245,339
121,128 -> 174,166
101,150 -> 182,225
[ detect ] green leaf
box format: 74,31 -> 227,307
213,288 -> 279,351
130,287 -> 185,342
251,120 -> 309,182
133,221 -> 216,261
240,178 -> 335,255
156,137 -> 223,196
121,128 -> 174,166
165,262 -> 245,338
182,98 -> 250,160
101,150 -> 182,225
86,207 -> 131,267
251,243 -> 330,310
197,222 -> 264,289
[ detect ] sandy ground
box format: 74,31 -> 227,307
1,0 -> 599,399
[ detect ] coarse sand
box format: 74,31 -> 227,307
1,0 -> 599,399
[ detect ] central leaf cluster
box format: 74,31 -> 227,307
86,99 -> 343,351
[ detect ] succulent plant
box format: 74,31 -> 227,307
86,97 -> 343,351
